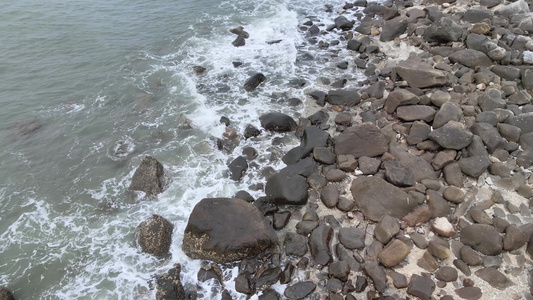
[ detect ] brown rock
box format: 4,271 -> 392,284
385,89 -> 420,113
137,214 -> 173,257
395,60 -> 449,88
378,239 -> 411,267
460,224 -> 503,256
474,268 -> 513,290
397,105 -> 437,122
407,274 -> 435,300
455,286 -> 482,300
335,123 -> 389,158
402,205 -> 432,227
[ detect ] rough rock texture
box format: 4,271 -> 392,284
407,274 -> 435,300
395,59 -> 448,88
156,264 -> 186,300
137,214 -> 174,257
428,121 -> 473,150
334,123 -> 389,158
129,156 -> 169,197
182,198 -> 278,263
265,172 -> 308,205
351,176 -> 417,222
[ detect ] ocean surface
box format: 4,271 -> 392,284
0,0 -> 364,298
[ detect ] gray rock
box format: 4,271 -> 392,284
339,227 -> 366,249
458,155 -> 491,178
424,17 -> 464,43
461,245 -> 484,266
389,144 -> 438,181
517,149 -> 533,167
334,16 -> 353,30
378,239 -> 410,267
505,112 -> 533,134
478,89 -> 506,112
244,73 -> 266,91
496,0 -> 530,18
129,156 -> 169,197
397,105 -> 436,122
228,156 -> 248,181
433,102 -> 463,129
407,274 -> 435,300
463,8 -> 493,23
435,266 -> 458,282
156,264 -> 186,300
470,122 -> 505,153
351,176 -> 418,222
364,261 -> 388,293
137,214 -> 173,257
320,184 -> 339,208
520,132 -> 533,150
385,88 -> 420,113
313,147 -> 336,164
301,126 -> 330,152
449,49 -> 493,68
182,198 -> 278,263
284,281 -> 316,299
503,225 -> 528,251
285,233 -> 307,257
375,215 -> 400,244
309,222 -> 333,266
476,112 -> 498,126
443,186 -> 465,203
407,121 -> 431,145
492,65 -> 521,81
460,224 -> 503,256
444,162 -> 464,186
327,89 -> 361,106
381,17 -> 408,42
455,286 -> 482,300
429,121 -> 474,150
329,261 -> 350,281
232,35 -> 246,47
427,190 -> 451,218
383,160 -> 415,187
334,123 -> 389,158
260,112 -> 297,132
334,112 -> 352,126
395,59 -> 449,88
474,268 -> 513,290
266,172 -> 308,205
466,136 -> 489,157
358,156 -> 381,175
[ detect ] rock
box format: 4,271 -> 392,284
418,250 -> 440,272
301,126 -> 330,152
260,113 -> 297,132
364,261 -> 388,293
244,73 -> 266,91
470,123 -> 505,153
383,160 -> 415,187
137,214 -> 173,257
436,266 -> 458,282
129,156 -> 169,197
424,17 -> 463,43
273,211 -> 290,230
460,224 -> 503,256
283,157 -> 318,177
232,35 -> 246,47
327,89 -> 361,106
358,156 -> 381,175
334,16 -> 353,30
347,39 -> 362,51
396,105 -> 436,122
309,222 -> 333,266
334,123 -> 389,158
478,89 -> 506,112
339,227 -> 366,250
320,184 -> 339,208
505,112 -> 533,134
428,237 -> 451,259
284,281 -> 316,299
325,169 -> 346,182
476,112 -> 498,126
463,9 -> 493,23
395,60 -> 448,88
443,186 -> 464,203
230,26 -> 250,38
336,61 -> 349,69
449,49 -> 492,68
428,121 -> 474,150
308,110 -> 329,126
329,261 -> 350,281
351,176 -> 417,222
461,245 -> 484,266
244,124 -> 261,139
334,112 -> 352,127
313,147 -> 336,164
517,149 -> 533,167
378,239 -> 410,267
503,225 -> 528,251
0,288 -> 14,300
265,171 -> 308,205
384,88 -> 419,114
255,267 -> 282,289
228,156 -> 248,181
402,205 -> 432,227
455,287 -> 482,300
355,275 -> 368,293
474,268 -> 513,290
492,65 -> 521,81
285,233 -> 307,257
444,162 -> 463,186
407,121 -> 431,145
498,124 -> 521,143
433,102 -> 463,129
337,155 -> 358,171
496,0 -> 530,18
182,198 -> 278,263
381,17 -> 408,42
407,274 -> 435,300
375,215 -> 400,244
156,264 -> 186,300
458,155 -> 491,178
432,217 -> 456,237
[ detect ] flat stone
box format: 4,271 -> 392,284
444,162 -> 463,186
320,184 -> 339,208
505,112 -> 533,134
460,224 -> 503,256
327,89 -> 361,106
374,215 -> 400,244
325,169 -> 346,182
460,245 -> 484,266
470,122 -> 505,153
339,227 -> 366,250
407,121 -> 431,145
455,286 -> 482,300
397,105 -> 436,122
402,205 -> 432,227
284,281 -> 316,299
475,268 -> 513,290
313,147 -> 336,164
389,144 -> 438,181
407,274 -> 435,300
383,160 -> 415,187
388,270 -> 409,288
478,89 -> 506,112
285,233 -> 308,257
337,154 -> 358,171
418,250 -> 440,272
429,121 -> 474,150
503,224 -> 528,251
395,59 -> 449,88
351,176 -> 418,222
385,89 -> 420,113
335,123 -> 389,158
378,239 -> 410,267
433,102 -> 463,129
443,186 -> 465,203
266,172 -> 308,205
427,190 -> 451,218
358,156 -> 381,175
260,112 -> 297,132
449,49 -> 493,68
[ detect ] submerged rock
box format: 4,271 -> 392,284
244,73 -> 266,91
182,198 -> 278,263
259,112 -> 297,132
129,156 -> 170,197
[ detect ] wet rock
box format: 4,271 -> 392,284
265,172 -> 308,205
282,157 -> 318,177
383,160 -> 415,187
334,16 -> 353,30
244,124 -> 261,139
232,35 -> 246,47
320,184 -> 339,208
378,239 -> 410,267
384,88 -> 419,113
137,214 -> 173,257
129,156 -> 169,197
228,156 -> 248,181
230,26 -> 250,38
396,105 -> 436,122
407,274 -> 435,300
455,286 -> 482,300
309,222 -> 333,266
364,261 -> 388,293
433,102 -> 463,129
351,176 -> 417,222
334,123 -> 389,158
424,17 -> 463,43
327,89 -> 361,106
503,224 -> 528,251
375,215 -> 400,244
244,73 -> 266,91
339,227 -> 366,250
0,289 -> 14,300
429,121 -> 473,150
308,110 -> 329,126
255,267 -> 282,289
458,155 -> 491,178
460,224 -> 503,256
182,198 -> 278,263
156,264 -> 186,300
235,274 -> 255,295
285,233 -> 307,257
449,49 -> 493,68
260,112 -> 297,132
259,289 -> 280,300
474,268 -> 513,290
395,59 -> 448,88
355,275 -> 368,293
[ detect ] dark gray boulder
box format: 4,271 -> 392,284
334,16 -> 353,30
424,17 -> 463,43
364,261 -> 388,293
351,176 -> 417,222
309,222 -> 333,266
182,198 -> 278,263
244,73 -> 266,91
433,102 -> 463,129
475,268 -> 513,290
395,60 -> 448,88
129,156 -> 169,197
265,172 -> 308,205
380,17 -> 408,42
228,156 -> 248,181
156,264 -> 186,300
334,123 -> 389,158
470,122 -> 505,153
448,49 -> 492,68
284,282 -> 316,299
407,274 -> 435,300
232,35 -> 246,47
327,89 -> 361,106
460,224 -> 503,256
259,112 -> 297,132
384,88 -> 420,114
428,121 -> 473,150
478,89 -> 506,112
458,155 -> 491,178
137,214 -> 174,257
383,160 -> 415,187
505,112 -> 533,134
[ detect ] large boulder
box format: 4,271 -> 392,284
428,121 -> 473,150
327,89 -> 361,106
395,60 -> 449,88
129,156 -> 170,197
423,17 -> 463,43
182,198 -> 278,263
156,264 -> 186,300
334,123 -> 389,158
266,171 -> 308,205
137,214 -> 174,257
351,176 -> 418,222
460,224 -> 503,256
259,112 -> 297,132
380,17 -> 408,42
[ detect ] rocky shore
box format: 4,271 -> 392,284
2,0 -> 526,299
118,0 -> 533,298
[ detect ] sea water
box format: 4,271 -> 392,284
0,0 -> 365,298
